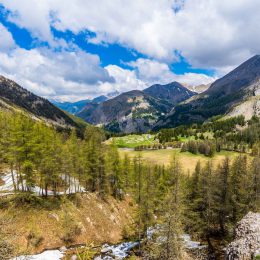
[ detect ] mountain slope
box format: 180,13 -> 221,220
77,90 -> 172,133
154,55 -> 260,129
0,75 -> 77,127
77,82 -> 195,133
144,81 -> 195,104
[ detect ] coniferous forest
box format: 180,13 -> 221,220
0,110 -> 259,259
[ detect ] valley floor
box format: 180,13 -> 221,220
119,148 -> 243,173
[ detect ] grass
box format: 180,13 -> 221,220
178,132 -> 214,142
119,148 -> 242,174
108,132 -> 216,148
107,134 -> 158,148
0,193 -> 136,256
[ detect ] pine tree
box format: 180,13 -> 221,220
214,157 -> 231,235
230,155 -> 249,223
156,155 -> 184,260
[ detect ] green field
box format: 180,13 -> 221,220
107,134 -> 158,148
119,148 -> 243,174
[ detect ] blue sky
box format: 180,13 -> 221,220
0,1 -> 258,101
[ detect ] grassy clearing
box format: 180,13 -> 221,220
119,148 -> 243,174
107,134 -> 158,148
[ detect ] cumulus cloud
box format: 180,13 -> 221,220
128,58 -> 215,86
0,23 -> 16,51
0,28 -> 116,101
0,21 -> 215,101
1,0 -> 260,71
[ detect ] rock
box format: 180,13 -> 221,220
70,254 -> 77,260
48,213 -> 59,222
101,247 -> 113,254
59,246 -> 67,252
77,222 -> 86,233
225,212 -> 260,260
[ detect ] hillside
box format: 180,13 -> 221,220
78,82 -> 194,133
0,193 -> 135,257
77,90 -> 172,133
155,55 -> 260,129
143,81 -> 195,104
0,76 -> 78,127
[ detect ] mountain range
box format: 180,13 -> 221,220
154,55 -> 260,130
52,91 -> 120,115
0,55 -> 259,133
77,82 -> 195,133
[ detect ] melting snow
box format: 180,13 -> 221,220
182,234 -> 207,249
11,250 -> 64,260
0,171 -> 85,196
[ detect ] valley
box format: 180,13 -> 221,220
119,148 -> 241,173
0,1 -> 260,259
0,55 -> 259,259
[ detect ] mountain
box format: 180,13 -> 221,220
52,99 -> 91,115
183,83 -> 211,93
52,91 -> 120,115
144,82 -> 195,104
77,82 -> 195,133
154,55 -> 260,129
0,75 -> 78,127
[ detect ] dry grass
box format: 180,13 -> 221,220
0,193 -> 136,256
119,148 -> 244,173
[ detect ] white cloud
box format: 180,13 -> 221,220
128,58 -> 215,86
1,0 -> 260,71
0,21 -> 215,101
0,20 -> 215,101
104,65 -> 147,93
0,44 -> 115,101
0,23 -> 16,51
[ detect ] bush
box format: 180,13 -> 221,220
61,212 -> 82,243
27,230 -> 44,247
0,240 -> 14,260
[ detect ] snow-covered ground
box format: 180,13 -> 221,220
11,250 -> 64,260
182,234 -> 207,250
0,171 -> 85,196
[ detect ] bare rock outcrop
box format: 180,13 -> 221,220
225,212 -> 260,260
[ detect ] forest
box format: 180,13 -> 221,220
0,110 -> 259,259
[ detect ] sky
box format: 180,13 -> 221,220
0,0 -> 259,101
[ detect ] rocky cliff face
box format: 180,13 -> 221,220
225,212 -> 260,260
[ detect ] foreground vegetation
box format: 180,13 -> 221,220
0,111 -> 259,259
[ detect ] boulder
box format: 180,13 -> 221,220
225,212 -> 260,260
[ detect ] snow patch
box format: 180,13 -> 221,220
11,250 -> 64,260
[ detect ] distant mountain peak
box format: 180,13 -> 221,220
144,81 -> 195,104
76,82 -> 196,133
